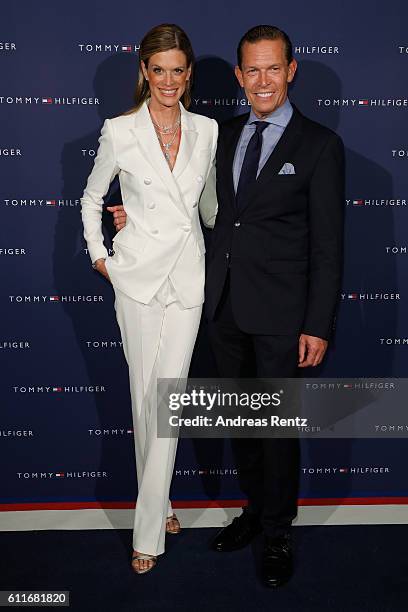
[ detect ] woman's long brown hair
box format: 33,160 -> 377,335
124,23 -> 194,115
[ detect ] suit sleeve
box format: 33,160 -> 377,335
80,119 -> 119,264
302,133 -> 345,340
198,118 -> 219,229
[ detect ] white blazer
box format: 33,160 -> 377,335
81,101 -> 218,307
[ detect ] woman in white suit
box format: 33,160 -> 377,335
80,23 -> 217,574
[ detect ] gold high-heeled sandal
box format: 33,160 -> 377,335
166,513 -> 181,534
131,551 -> 157,574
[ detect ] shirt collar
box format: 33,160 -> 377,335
247,97 -> 293,128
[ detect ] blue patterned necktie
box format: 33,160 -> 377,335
235,121 -> 269,212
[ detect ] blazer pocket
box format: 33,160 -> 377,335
197,148 -> 212,164
113,227 -> 148,254
265,259 -> 308,274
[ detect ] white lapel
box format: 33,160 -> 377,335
172,104 -> 198,180
129,101 -> 194,219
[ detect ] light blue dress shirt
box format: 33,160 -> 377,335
233,98 -> 293,192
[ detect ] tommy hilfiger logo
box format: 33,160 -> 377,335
12,386 -> 106,393
385,246 -> 407,254
17,471 -> 108,479
294,45 -> 340,54
392,150 -> 408,157
88,428 -> 133,436
174,468 -> 238,477
346,198 -> 407,207
0,149 -> 22,156
317,98 -> 408,107
85,340 -> 123,349
0,96 -> 99,105
78,43 -> 140,53
9,295 -> 104,303
0,248 -> 26,256
341,293 -> 400,301
302,466 -> 390,474
0,430 -> 33,438
193,98 -> 250,107
0,42 -> 16,51
0,341 -> 30,350
3,198 -> 80,208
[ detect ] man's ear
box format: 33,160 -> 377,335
287,59 -> 297,83
235,65 -> 244,88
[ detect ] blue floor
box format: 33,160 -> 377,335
2,525 -> 407,611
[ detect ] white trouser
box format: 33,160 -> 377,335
113,280 -> 202,556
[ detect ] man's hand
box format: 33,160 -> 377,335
298,334 -> 328,368
94,258 -> 110,282
107,205 -> 127,232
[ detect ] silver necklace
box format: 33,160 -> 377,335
151,113 -> 181,134
152,118 -> 180,134
154,125 -> 180,163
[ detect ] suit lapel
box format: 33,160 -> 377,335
222,113 -> 249,211
238,107 -> 304,216
129,101 -> 190,218
173,107 -> 198,180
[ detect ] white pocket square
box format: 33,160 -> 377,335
278,162 -> 296,175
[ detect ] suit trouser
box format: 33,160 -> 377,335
207,274 -> 300,537
113,282 -> 202,556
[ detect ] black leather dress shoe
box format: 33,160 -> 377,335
211,514 -> 262,552
261,535 -> 293,588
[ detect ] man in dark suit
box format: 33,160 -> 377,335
205,24 -> 344,588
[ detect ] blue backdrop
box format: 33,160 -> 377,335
1,0 -> 407,514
